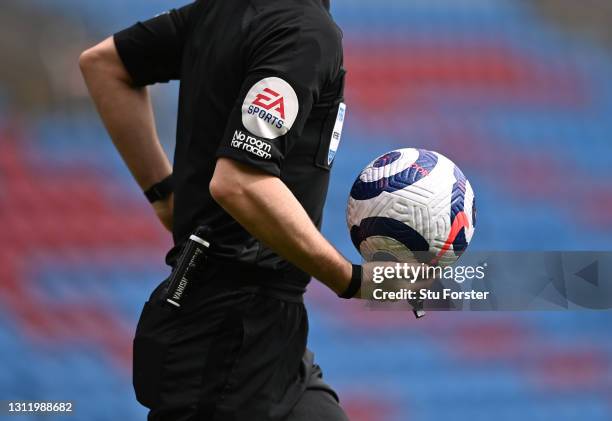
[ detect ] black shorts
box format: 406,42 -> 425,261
132,261 -> 348,421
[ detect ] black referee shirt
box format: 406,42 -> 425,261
114,0 -> 345,289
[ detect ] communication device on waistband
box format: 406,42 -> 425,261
164,227 -> 211,308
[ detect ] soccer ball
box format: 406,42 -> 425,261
346,148 -> 476,267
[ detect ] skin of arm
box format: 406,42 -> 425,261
210,158 -> 354,294
79,37 -> 173,231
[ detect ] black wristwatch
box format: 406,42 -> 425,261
144,174 -> 174,203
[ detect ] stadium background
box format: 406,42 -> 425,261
1,0 -> 612,419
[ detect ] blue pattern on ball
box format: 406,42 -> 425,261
350,149 -> 439,200
350,216 -> 435,263
372,151 -> 402,168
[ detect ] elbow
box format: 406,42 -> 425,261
79,46 -> 102,77
210,158 -> 269,208
79,38 -> 128,83
209,169 -> 242,208
209,173 -> 226,204
208,158 -> 249,210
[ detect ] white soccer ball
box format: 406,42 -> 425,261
346,148 -> 476,267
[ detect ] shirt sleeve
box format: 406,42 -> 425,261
113,3 -> 194,86
215,15 -> 341,177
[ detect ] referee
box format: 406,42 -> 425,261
80,0 -> 390,419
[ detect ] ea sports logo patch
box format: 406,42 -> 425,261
242,77 -> 299,140
253,88 -> 286,119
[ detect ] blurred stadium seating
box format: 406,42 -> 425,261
1,0 -> 611,420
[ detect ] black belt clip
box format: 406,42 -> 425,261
164,226 -> 211,308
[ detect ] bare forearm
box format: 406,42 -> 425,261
210,159 -> 352,294
79,37 -> 171,190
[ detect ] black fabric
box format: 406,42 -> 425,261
113,0 -> 345,291
133,265 -> 345,421
286,389 -> 349,421
114,5 -> 193,86
116,2 -> 346,417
